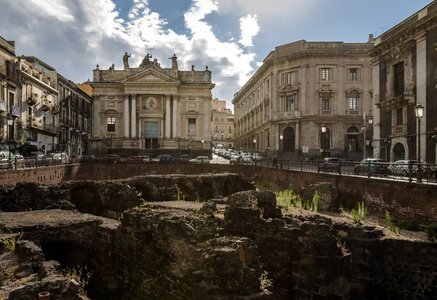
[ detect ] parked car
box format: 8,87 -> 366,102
123,156 -> 147,163
252,153 -> 262,161
103,154 -> 121,163
188,156 -> 210,164
0,151 -> 16,169
242,155 -> 252,164
49,153 -> 70,164
25,154 -> 47,166
78,155 -> 96,163
354,158 -> 389,176
230,154 -> 242,165
151,154 -> 175,164
176,154 -> 191,164
388,160 -> 418,176
321,157 -> 340,172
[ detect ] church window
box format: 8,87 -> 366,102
394,62 -> 404,97
321,68 -> 332,81
348,97 -> 358,111
107,117 -> 115,132
188,118 -> 196,134
322,98 -> 330,111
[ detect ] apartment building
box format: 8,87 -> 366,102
211,98 -> 234,149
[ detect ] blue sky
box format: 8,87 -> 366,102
0,0 -> 433,108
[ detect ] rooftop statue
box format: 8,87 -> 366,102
123,52 -> 131,68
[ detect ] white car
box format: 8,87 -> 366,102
188,156 -> 210,164
242,155 -> 252,164
252,153 -> 262,161
388,160 -> 418,176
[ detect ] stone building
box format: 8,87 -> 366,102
90,53 -> 215,157
0,36 -> 19,151
211,98 -> 234,149
233,40 -> 373,159
369,0 -> 437,163
13,56 -> 92,157
16,56 -> 59,155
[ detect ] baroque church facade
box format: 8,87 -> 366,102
90,53 -> 215,157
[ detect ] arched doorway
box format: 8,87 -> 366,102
346,127 -> 359,152
283,127 -> 295,152
393,143 -> 405,161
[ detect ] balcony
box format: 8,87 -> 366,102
27,94 -> 37,106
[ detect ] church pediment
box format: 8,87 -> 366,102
122,69 -> 179,85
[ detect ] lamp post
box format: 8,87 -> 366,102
201,139 -> 204,164
362,116 -> 373,159
253,138 -> 256,151
415,104 -> 424,183
7,116 -> 14,165
321,124 -> 326,158
279,133 -> 283,169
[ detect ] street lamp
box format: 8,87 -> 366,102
362,117 -> 373,159
321,124 -> 326,158
415,104 -> 424,183
201,139 -> 204,164
279,133 -> 283,168
7,117 -> 14,160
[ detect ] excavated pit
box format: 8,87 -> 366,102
0,173 -> 436,300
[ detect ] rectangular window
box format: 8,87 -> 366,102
394,62 -> 404,97
322,98 -> 330,110
286,95 -> 295,111
396,108 -> 403,125
220,125 -> 224,133
107,117 -> 115,132
348,97 -> 358,110
215,125 -> 219,132
321,68 -> 331,81
188,118 -> 196,134
349,68 -> 358,81
228,125 -> 232,133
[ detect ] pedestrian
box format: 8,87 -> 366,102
272,155 -> 277,168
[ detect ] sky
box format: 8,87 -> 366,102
0,0 -> 433,109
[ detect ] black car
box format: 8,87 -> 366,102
321,157 -> 340,172
176,154 -> 191,163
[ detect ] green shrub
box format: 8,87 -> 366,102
351,202 -> 367,223
426,223 -> 437,242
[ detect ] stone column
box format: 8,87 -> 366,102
131,94 -> 136,138
165,95 -> 171,139
92,95 -> 100,137
124,94 -> 129,138
276,123 -> 280,150
172,95 -> 178,138
295,121 -> 300,150
371,57 -> 381,158
416,32 -> 427,163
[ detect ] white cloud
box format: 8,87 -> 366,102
0,0 -> 261,103
29,0 -> 75,22
239,14 -> 259,47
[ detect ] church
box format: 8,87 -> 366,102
90,53 -> 215,157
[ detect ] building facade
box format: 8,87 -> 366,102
370,0 -> 437,163
233,40 -> 373,159
14,56 -> 92,157
0,37 -> 19,152
90,53 -> 215,157
211,98 -> 234,148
